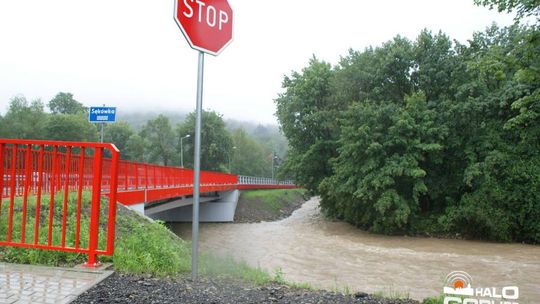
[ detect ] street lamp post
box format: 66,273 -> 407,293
229,146 -> 236,172
271,151 -> 278,180
180,134 -> 191,168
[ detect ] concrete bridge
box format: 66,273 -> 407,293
0,139 -> 296,265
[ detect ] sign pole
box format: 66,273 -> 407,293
100,123 -> 104,143
100,104 -> 105,143
192,51 -> 204,281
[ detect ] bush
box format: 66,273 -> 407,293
319,93 -> 444,234
278,24 -> 540,243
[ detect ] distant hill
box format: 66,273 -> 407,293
117,110 -> 289,158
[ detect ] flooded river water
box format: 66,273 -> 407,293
170,197 -> 540,302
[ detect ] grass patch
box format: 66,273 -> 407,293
200,255 -> 313,289
200,254 -> 274,284
112,216 -> 191,276
373,286 -> 410,300
422,295 -> 445,304
330,279 -> 352,295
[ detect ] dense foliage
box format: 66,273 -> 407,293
276,9 -> 539,242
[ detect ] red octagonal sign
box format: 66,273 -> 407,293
174,0 -> 233,56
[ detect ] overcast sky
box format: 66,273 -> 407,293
0,0 -> 516,124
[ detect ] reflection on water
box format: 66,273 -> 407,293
170,197 -> 540,302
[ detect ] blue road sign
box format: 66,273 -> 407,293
89,107 -> 116,123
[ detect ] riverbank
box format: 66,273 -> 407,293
73,272 -> 419,304
234,188 -> 307,223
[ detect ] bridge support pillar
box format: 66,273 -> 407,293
199,189 -> 239,222
149,190 -> 240,222
127,203 -> 145,216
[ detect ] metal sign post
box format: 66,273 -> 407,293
100,124 -> 104,143
100,104 -> 105,143
173,0 -> 233,281
192,51 -> 204,280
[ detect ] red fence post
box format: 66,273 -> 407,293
85,147 -> 103,267
106,149 -> 119,254
0,144 -> 4,211
153,166 -> 156,188
47,147 -> 57,246
7,145 -> 17,242
20,145 -> 32,243
61,146 -> 72,247
135,162 -> 139,190
34,145 -> 44,245
124,162 -> 128,191
144,164 -> 148,190
74,147 -> 85,249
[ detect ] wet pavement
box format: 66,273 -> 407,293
0,263 -> 113,304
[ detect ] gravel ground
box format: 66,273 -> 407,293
73,273 -> 419,304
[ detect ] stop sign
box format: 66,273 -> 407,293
174,0 -> 234,56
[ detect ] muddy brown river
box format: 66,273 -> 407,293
170,197 -> 540,302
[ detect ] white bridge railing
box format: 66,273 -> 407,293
238,175 -> 295,186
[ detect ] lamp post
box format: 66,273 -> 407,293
229,146 -> 236,172
180,134 -> 191,168
271,151 -> 278,180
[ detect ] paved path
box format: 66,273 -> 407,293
0,263 -> 113,304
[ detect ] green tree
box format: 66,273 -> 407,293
125,134 -> 146,162
104,121 -> 134,158
332,36 -> 415,106
275,57 -> 338,191
474,0 -> 540,19
503,26 -> 540,146
45,114 -> 98,142
0,95 -> 47,139
230,128 -> 268,176
436,24 -> 540,242
411,30 -> 459,101
48,92 -> 86,115
177,110 -> 233,171
140,115 -> 175,166
319,93 -> 444,233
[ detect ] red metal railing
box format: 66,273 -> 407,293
0,138 -> 296,266
0,139 -> 119,267
115,161 -> 238,205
